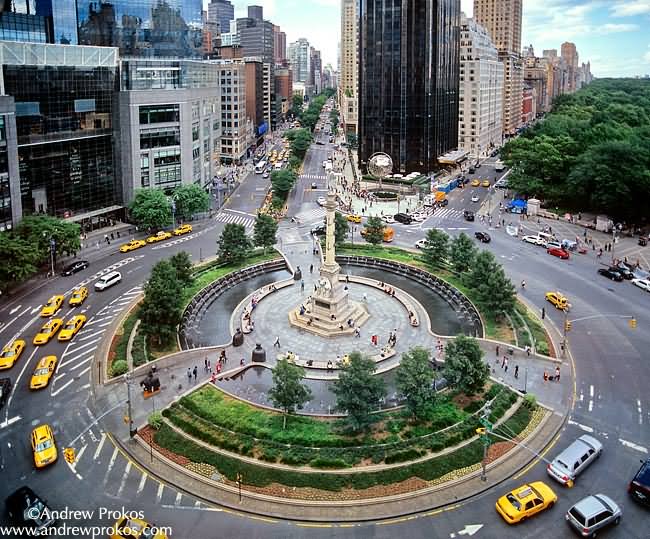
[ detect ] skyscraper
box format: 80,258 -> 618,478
235,5 -> 274,63
207,0 -> 234,34
359,0 -> 461,174
339,0 -> 358,135
76,0 -> 204,58
473,0 -> 523,135
458,14 -> 503,157
273,25 -> 286,64
288,38 -> 311,84
561,42 -> 578,93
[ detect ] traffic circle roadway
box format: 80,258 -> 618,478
0,167 -> 648,537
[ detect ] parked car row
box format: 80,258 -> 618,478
119,224 -> 193,253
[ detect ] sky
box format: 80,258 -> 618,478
212,0 -> 650,78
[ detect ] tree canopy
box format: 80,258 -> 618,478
443,335 -> 489,395
395,347 -> 437,419
334,212 -> 349,245
173,184 -> 210,220
449,232 -> 476,274
270,169 -> 297,202
331,351 -> 386,432
253,213 -> 278,252
363,216 -> 384,245
268,359 -> 312,429
421,228 -> 449,269
140,260 -> 184,346
217,223 -> 252,264
464,250 -> 516,318
129,188 -> 173,231
502,79 -> 650,224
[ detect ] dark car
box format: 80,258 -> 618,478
598,267 -> 624,281
311,224 -> 326,236
629,458 -> 650,506
393,213 -> 413,225
438,198 -> 449,207
615,264 -> 634,280
475,231 -> 491,243
463,210 -> 475,222
0,378 -> 11,410
61,260 -> 89,276
5,487 -> 56,530
468,167 -> 475,174
547,247 -> 570,259
475,162 -> 481,169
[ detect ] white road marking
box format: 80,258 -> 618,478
0,415 -> 21,429
102,447 -> 118,487
174,492 -> 183,507
136,473 -> 148,495
159,504 -> 223,512
75,366 -> 91,378
0,306 -> 32,336
51,378 -> 74,397
97,320 -> 115,328
568,420 -> 594,433
59,352 -> 95,370
588,384 -> 594,412
619,439 -> 648,454
75,444 -> 87,463
116,462 -> 132,497
638,399 -> 643,425
93,433 -> 107,460
30,307 -> 41,315
78,329 -> 106,341
156,483 -> 164,503
61,338 -> 101,357
9,305 -> 22,315
4,348 -> 37,422
69,356 -> 94,372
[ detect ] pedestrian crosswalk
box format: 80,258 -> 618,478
425,208 -> 465,222
215,211 -> 255,229
300,173 -> 327,180
295,207 -> 325,223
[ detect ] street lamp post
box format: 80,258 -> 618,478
125,372 -> 137,438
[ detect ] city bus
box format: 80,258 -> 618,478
255,160 -> 267,174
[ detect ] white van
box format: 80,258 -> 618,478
94,271 -> 122,291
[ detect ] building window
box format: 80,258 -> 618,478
139,105 -> 180,125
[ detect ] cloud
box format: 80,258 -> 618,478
645,46 -> 650,62
595,23 -> 640,34
610,1 -> 650,17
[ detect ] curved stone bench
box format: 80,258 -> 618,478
241,279 -> 294,334
277,345 -> 396,372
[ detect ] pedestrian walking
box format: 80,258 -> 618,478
187,368 -> 192,384
543,371 -> 549,383
504,358 -> 508,373
204,357 -> 209,372
514,364 -> 519,379
541,307 -> 546,320
310,264 -> 313,273
363,292 -> 367,302
193,366 -> 198,381
501,356 -> 506,369
555,366 -> 560,382
273,336 -> 281,348
354,327 -> 361,338
301,280 -> 305,293
207,359 -> 211,371
496,345 -> 500,357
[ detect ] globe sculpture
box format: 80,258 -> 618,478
368,152 -> 393,190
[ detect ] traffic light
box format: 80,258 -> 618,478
629,318 -> 637,329
476,428 -> 487,435
64,447 -> 76,464
564,320 -> 572,332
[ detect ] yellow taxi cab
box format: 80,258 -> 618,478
146,231 -> 172,244
33,318 -> 63,345
173,224 -> 192,236
0,339 -> 26,369
495,481 -> 557,524
30,356 -> 57,389
68,287 -> 88,307
545,291 -> 569,311
111,516 -> 168,539
119,239 -> 146,253
482,179 -> 491,187
57,314 -> 86,342
31,424 -> 57,468
347,214 -> 362,224
471,179 -> 481,187
40,295 -> 64,317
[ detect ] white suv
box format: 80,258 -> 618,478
94,271 -> 122,291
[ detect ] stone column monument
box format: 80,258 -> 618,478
288,192 -> 368,337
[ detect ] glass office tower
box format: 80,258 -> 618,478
359,0 -> 460,174
0,0 -> 78,44
76,0 -> 203,58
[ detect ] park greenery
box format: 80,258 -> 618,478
217,223 -> 252,265
363,216 -> 385,245
334,212 -> 349,245
420,228 -> 449,268
140,259 -> 184,346
501,79 -> 650,224
331,352 -> 386,432
172,184 -> 210,221
268,359 -> 312,429
442,335 -> 490,395
0,215 -> 81,291
395,347 -> 438,420
284,128 -> 312,160
253,213 -> 278,253
270,169 -> 298,206
128,188 -> 173,231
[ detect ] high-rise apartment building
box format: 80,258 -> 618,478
339,0 -> 358,135
235,5 -> 274,64
523,45 -> 550,113
458,15 -> 504,157
288,38 -> 311,85
207,0 -> 234,34
473,0 -> 523,135
561,41 -> 579,93
310,47 -> 323,94
359,0 -> 461,174
273,25 -> 286,64
76,0 -> 204,58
